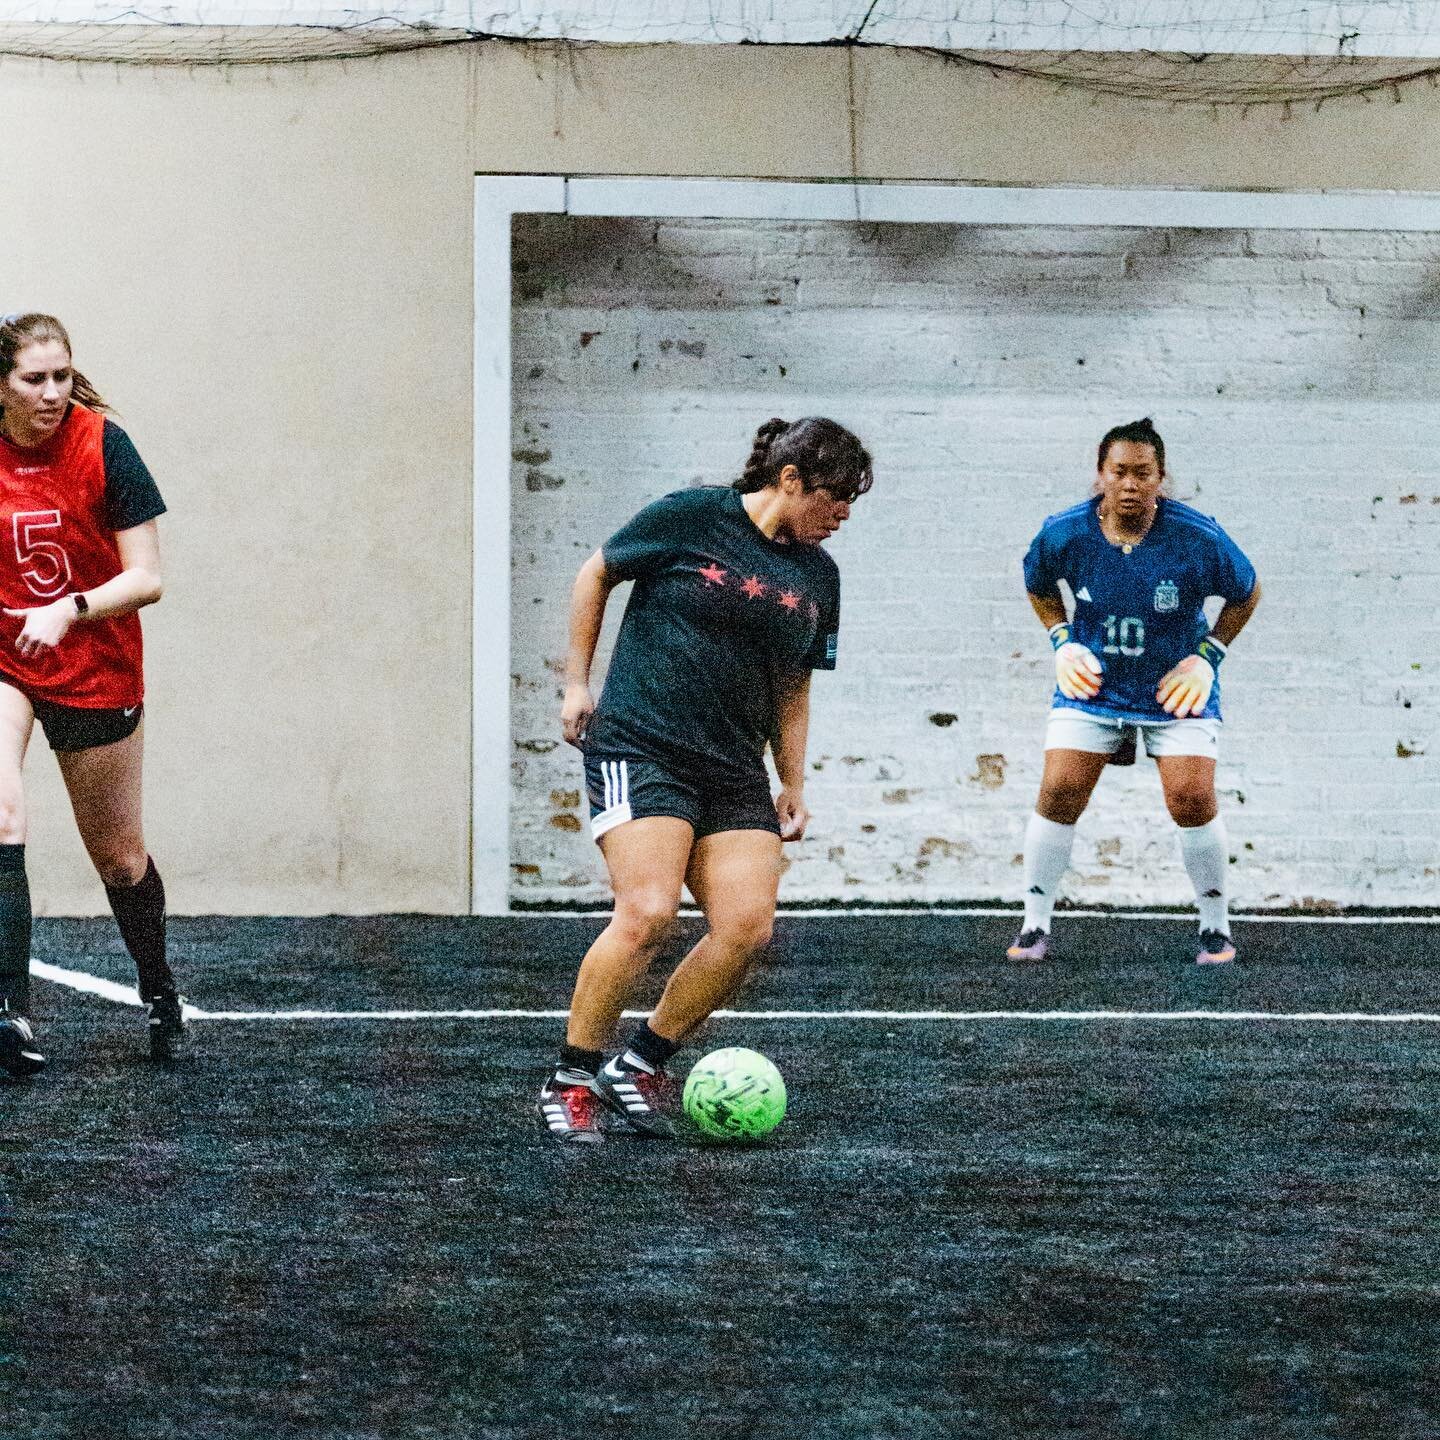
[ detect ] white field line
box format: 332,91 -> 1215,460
30,964 -> 1440,1026
182,1008 -> 1440,1024
32,960 -> 145,1008
526,908 -> 1440,925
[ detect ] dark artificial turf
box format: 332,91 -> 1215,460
3,915 -> 1438,1440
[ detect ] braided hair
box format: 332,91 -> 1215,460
734,416 -> 873,501
0,313 -> 111,419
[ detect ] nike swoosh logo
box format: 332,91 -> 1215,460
123,706 -> 139,718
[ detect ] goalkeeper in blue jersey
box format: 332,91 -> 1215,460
1010,417 -> 1261,966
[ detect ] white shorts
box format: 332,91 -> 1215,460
1044,708 -> 1221,759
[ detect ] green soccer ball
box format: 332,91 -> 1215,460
682,1047 -> 787,1141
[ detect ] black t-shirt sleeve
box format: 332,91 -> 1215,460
102,420 -> 167,531
805,560 -> 841,671
601,489 -> 708,582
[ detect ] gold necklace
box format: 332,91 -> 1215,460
1098,502 -> 1157,555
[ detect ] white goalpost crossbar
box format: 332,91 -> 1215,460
472,175 -> 1440,915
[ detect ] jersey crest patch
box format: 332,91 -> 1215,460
1153,580 -> 1179,613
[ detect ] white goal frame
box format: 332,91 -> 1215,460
472,175 -> 1440,915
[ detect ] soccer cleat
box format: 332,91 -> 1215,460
1196,931 -> 1237,966
593,1056 -> 682,1138
537,1076 -> 604,1146
1006,928 -> 1051,962
0,1012 -> 46,1077
147,991 -> 193,1063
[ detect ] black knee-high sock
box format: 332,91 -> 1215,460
0,844 -> 32,1017
105,856 -> 175,1000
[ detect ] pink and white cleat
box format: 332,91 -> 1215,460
1006,928 -> 1051,962
1196,930 -> 1237,965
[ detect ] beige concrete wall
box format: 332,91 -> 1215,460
0,38 -> 1436,911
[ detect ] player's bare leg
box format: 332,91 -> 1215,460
541,816 -> 691,1144
650,827 -> 783,1043
1155,754 -> 1218,828
56,721 -> 147,887
1035,747 -> 1111,827
593,826 -> 780,1138
565,815 -> 693,1052
1009,748 -> 1109,960
1156,754 -> 1233,963
0,685 -> 41,1077
57,722 -> 190,1059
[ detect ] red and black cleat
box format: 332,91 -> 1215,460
537,1077 -> 605,1146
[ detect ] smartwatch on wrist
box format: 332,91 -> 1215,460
70,593 -> 89,618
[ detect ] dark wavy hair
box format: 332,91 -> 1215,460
1097,416 -> 1165,473
734,416 -> 873,503
0,312 -> 111,419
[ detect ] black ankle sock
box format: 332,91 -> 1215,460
558,1043 -> 602,1079
0,843 -> 31,1017
104,856 -> 175,1000
625,1022 -> 679,1072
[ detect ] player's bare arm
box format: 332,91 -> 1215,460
1211,578 -> 1262,646
560,548 -> 618,747
771,668 -> 812,842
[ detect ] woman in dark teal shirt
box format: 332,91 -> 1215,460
538,416 -> 872,1145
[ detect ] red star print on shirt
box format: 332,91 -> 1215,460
698,562 -> 727,586
741,576 -> 767,599
777,590 -> 800,611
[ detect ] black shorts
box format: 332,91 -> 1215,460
583,753 -> 781,843
0,673 -> 143,753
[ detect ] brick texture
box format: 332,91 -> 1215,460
511,217 -> 1439,908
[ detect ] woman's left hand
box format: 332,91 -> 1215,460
775,786 -> 810,842
1156,653 -> 1216,718
4,598 -> 78,658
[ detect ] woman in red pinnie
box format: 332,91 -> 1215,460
0,312 -> 190,1076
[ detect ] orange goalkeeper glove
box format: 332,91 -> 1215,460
1049,621 -> 1102,701
1157,635 -> 1226,717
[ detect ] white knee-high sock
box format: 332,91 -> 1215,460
1022,813 -> 1076,933
1178,816 -> 1229,934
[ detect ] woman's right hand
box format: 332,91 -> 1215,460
1055,643 -> 1103,700
561,682 -> 595,747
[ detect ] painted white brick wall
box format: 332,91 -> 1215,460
511,216 -> 1439,908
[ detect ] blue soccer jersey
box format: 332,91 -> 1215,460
1022,497 -> 1256,724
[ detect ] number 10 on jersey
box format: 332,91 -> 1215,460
1101,614 -> 1145,657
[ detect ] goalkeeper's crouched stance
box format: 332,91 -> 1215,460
1007,417 -> 1262,967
